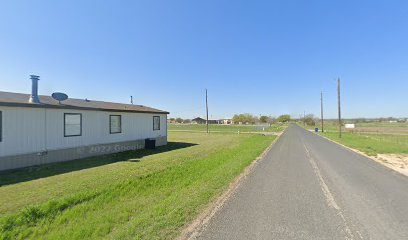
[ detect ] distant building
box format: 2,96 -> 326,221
219,119 -> 233,125
191,117 -> 225,125
192,117 -> 206,124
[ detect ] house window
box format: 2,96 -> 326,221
153,116 -> 160,131
0,111 -> 2,142
64,113 -> 82,137
110,115 -> 122,134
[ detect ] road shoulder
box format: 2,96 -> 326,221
177,132 -> 284,240
315,132 -> 408,177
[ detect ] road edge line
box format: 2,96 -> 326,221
302,142 -> 357,240
177,130 -> 285,240
312,131 -> 408,178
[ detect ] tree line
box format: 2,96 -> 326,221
170,115 -> 406,125
232,114 -> 292,125
169,114 -> 293,125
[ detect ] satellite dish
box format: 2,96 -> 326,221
52,92 -> 68,104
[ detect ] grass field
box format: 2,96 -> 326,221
320,132 -> 408,156
302,121 -> 408,156
0,132 -> 275,240
304,121 -> 408,134
168,123 -> 286,133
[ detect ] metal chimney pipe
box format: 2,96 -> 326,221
29,75 -> 40,103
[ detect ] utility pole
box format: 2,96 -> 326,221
130,96 -> 133,104
206,89 -> 209,134
337,78 -> 342,138
303,111 -> 306,126
321,91 -> 324,132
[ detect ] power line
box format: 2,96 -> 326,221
303,110 -> 306,126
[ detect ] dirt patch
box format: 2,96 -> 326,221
318,134 -> 408,177
375,154 -> 408,176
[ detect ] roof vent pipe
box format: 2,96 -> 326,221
29,75 -> 40,103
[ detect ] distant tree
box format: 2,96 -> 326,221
354,118 -> 367,123
232,114 -> 242,124
175,118 -> 183,123
267,117 -> 277,125
232,113 -> 257,124
183,119 -> 191,124
259,115 -> 269,123
277,114 -> 291,123
304,114 -> 316,126
254,117 -> 260,124
169,118 -> 175,122
379,117 -> 397,122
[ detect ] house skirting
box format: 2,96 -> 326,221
0,136 -> 167,171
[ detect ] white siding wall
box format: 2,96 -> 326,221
0,106 -> 167,157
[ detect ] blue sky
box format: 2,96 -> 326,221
1,0 -> 407,119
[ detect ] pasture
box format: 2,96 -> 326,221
321,132 -> 408,156
304,121 -> 408,156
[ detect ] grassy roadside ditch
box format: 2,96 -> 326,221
0,132 -> 275,240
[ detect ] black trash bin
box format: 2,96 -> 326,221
145,139 -> 156,149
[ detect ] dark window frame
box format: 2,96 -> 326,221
153,116 -> 160,131
110,115 -> 122,134
64,113 -> 82,137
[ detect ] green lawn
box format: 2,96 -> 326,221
320,132 -> 408,156
168,123 -> 286,133
0,132 -> 275,240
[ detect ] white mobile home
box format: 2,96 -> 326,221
0,76 -> 168,171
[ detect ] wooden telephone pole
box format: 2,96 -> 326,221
320,91 -> 324,132
337,78 -> 342,138
303,111 -> 306,126
206,89 -> 209,134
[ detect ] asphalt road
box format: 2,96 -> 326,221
197,124 -> 408,240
